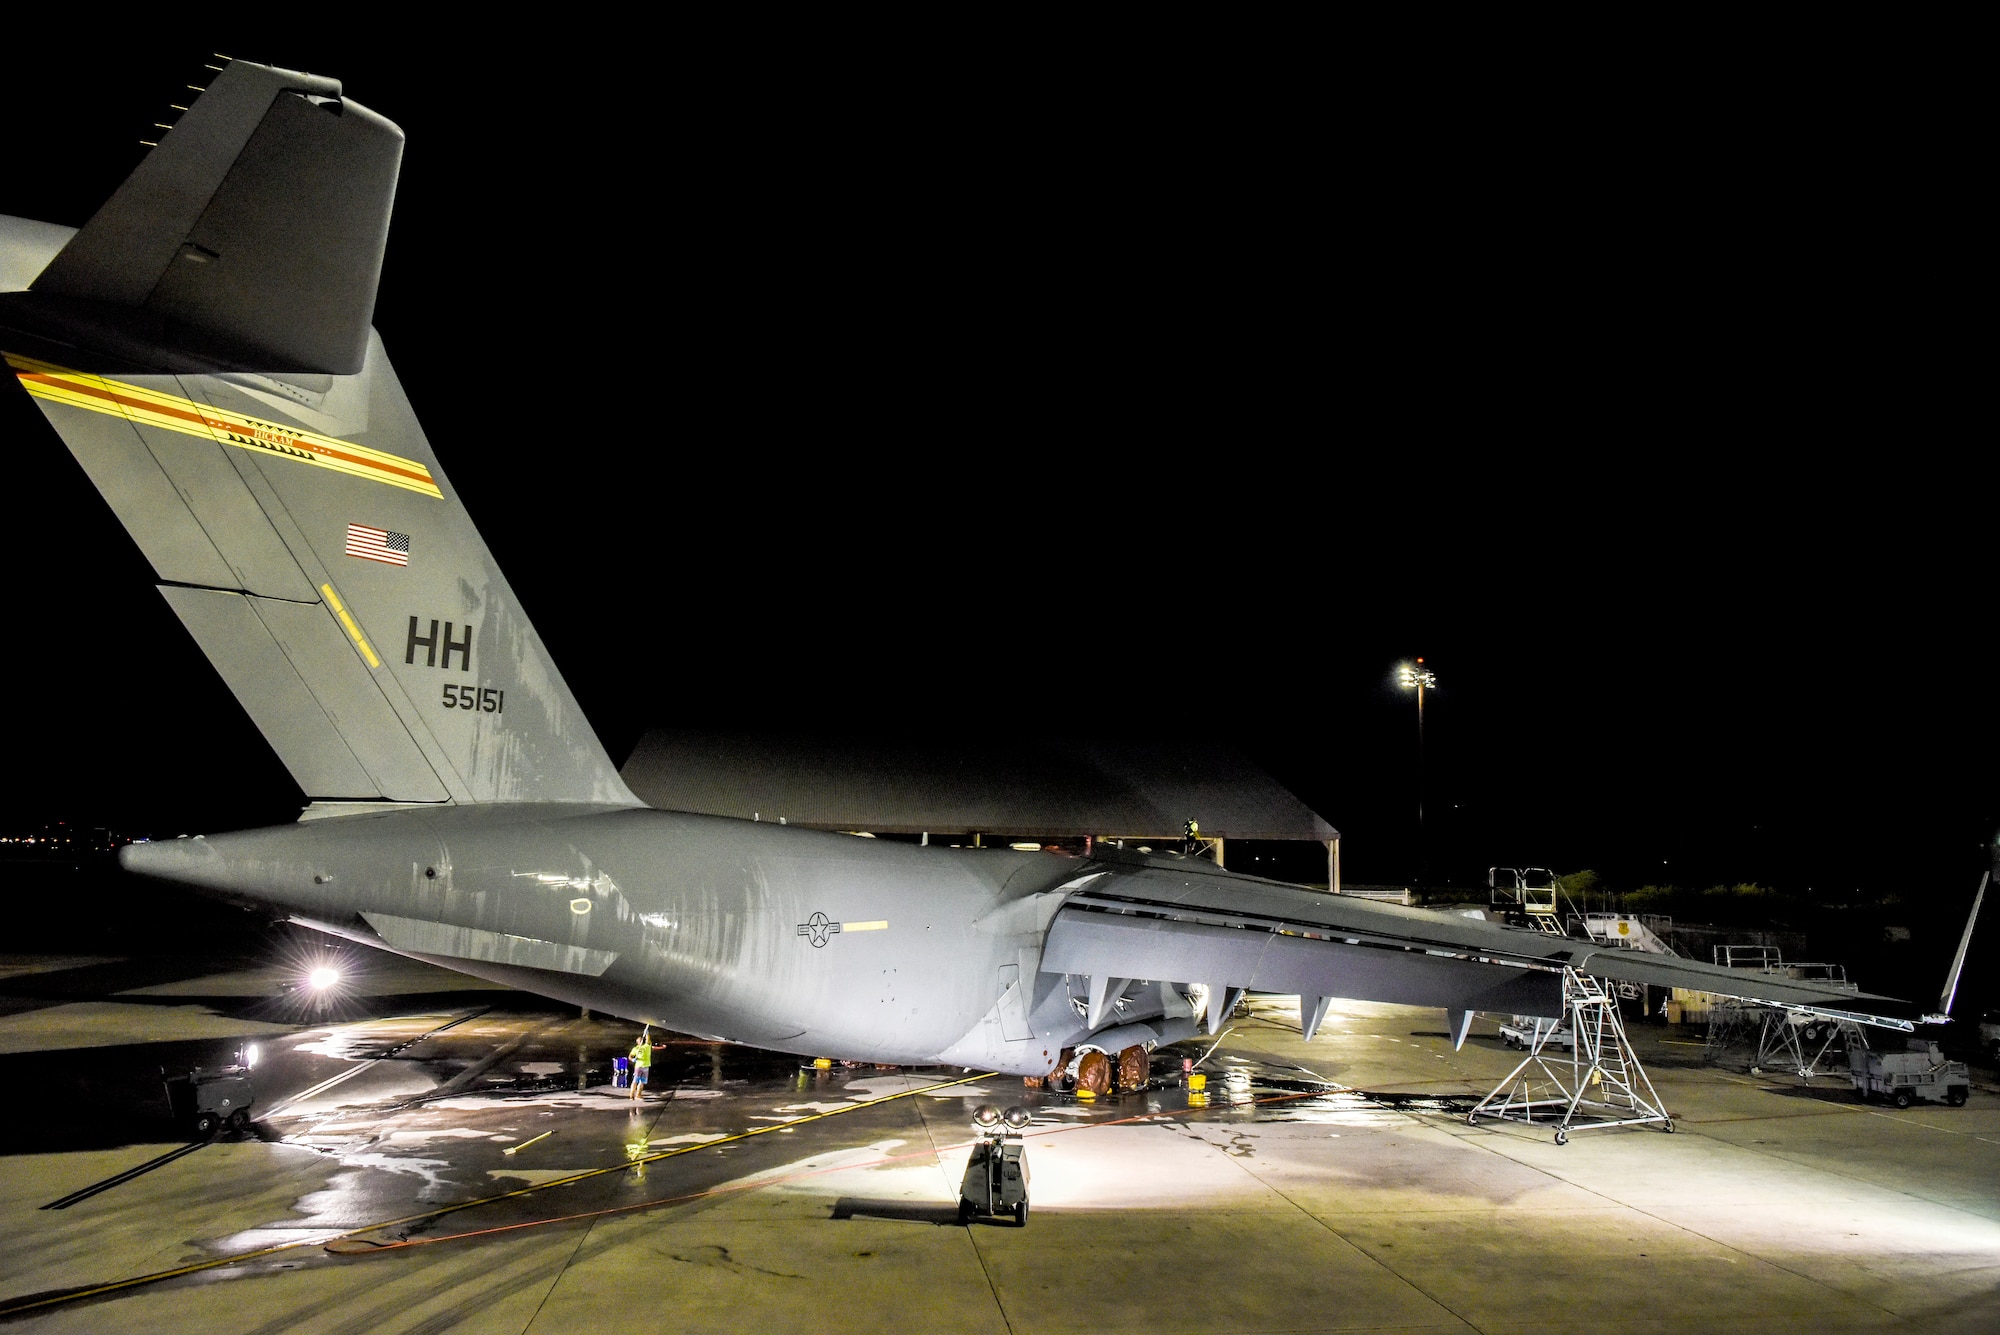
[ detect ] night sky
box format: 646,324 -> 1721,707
2,36 -> 1988,965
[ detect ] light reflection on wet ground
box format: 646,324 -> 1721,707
6,967 -> 2000,1333
1,988 -> 1453,1287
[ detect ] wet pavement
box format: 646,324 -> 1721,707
2,947 -> 1999,1333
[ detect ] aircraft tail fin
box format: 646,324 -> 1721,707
5,64 -> 637,811
1,59 -> 400,375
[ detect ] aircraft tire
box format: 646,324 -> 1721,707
1116,1045 -> 1148,1092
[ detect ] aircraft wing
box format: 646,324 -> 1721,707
1045,851 -> 1914,1033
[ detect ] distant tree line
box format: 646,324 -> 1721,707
1553,869 -> 1906,930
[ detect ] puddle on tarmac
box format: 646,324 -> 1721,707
839,1076 -> 998,1100
381,1127 -> 504,1146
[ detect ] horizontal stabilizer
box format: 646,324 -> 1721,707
1,60 -> 401,374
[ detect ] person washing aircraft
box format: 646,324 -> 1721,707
628,1031 -> 653,1100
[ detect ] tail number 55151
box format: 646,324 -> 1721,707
442,684 -> 505,713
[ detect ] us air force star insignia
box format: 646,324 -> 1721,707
797,912 -> 842,948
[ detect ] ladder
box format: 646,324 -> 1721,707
1468,967 -> 1673,1143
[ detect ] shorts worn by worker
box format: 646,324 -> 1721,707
633,1064 -> 650,1087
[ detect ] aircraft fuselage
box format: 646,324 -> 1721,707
123,806 -> 1094,1074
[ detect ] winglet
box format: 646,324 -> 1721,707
1937,869 -> 1988,1019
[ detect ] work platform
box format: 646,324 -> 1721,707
2,951 -> 1998,1334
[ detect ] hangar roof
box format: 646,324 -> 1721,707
619,730 -> 1338,842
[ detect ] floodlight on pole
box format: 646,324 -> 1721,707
1397,660 -> 1437,885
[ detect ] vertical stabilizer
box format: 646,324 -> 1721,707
5,62 -> 636,809
11,345 -> 638,808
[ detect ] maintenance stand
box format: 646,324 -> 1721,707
1468,968 -> 1672,1144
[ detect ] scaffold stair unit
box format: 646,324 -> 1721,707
1467,967 -> 1673,1144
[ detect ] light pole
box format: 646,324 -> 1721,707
1397,660 -> 1436,885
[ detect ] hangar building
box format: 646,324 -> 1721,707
620,730 -> 1343,888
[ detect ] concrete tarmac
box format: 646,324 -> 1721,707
1,950 -> 1997,1334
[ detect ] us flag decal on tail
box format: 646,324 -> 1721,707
345,524 -> 411,566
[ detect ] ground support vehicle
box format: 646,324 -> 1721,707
959,1106 -> 1031,1225
1499,1015 -> 1574,1051
1848,1040 -> 1971,1107
161,1064 -> 256,1136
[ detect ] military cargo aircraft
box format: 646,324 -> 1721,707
0,60 -> 1918,1088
